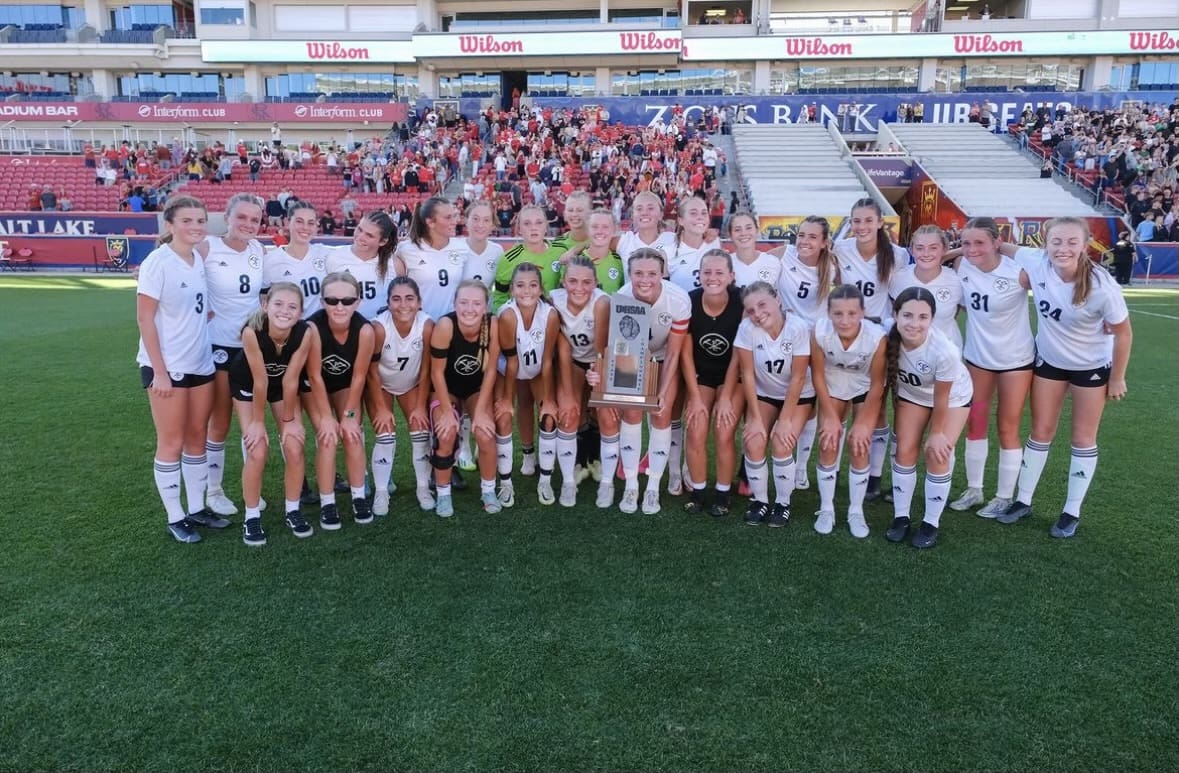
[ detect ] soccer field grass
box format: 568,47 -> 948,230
1,276 -> 1176,772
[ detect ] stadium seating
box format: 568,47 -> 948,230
0,157 -> 177,211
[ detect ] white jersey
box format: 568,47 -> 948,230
374,309 -> 429,396
325,245 -> 389,321
895,327 -> 973,408
734,314 -> 812,399
832,238 -> 910,322
135,244 -> 215,376
667,237 -> 723,292
731,251 -> 781,289
776,246 -> 826,325
204,235 -> 264,347
888,265 -> 963,349
498,299 -> 553,381
1015,247 -> 1129,371
813,316 -> 885,401
458,238 -> 505,289
550,287 -> 606,365
617,280 -> 691,360
616,230 -> 677,264
397,238 -> 465,322
263,242 -> 330,317
957,255 -> 1035,370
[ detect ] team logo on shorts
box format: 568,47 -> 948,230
265,363 -> 288,377
993,278 -> 1011,293
758,268 -> 772,281
936,288 -> 952,303
213,348 -> 229,365
915,360 -> 932,374
658,312 -> 673,327
321,354 -> 351,376
530,328 -> 544,343
169,371 -> 184,382
780,341 -> 793,354
608,267 -> 620,280
699,333 -> 729,356
448,250 -> 464,266
248,254 -> 262,270
312,257 -> 326,271
454,354 -> 481,375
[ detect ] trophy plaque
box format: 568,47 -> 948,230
588,294 -> 662,411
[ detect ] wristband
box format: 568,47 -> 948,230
344,409 -> 356,419
501,346 -> 518,358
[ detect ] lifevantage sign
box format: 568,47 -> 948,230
682,29 -> 1179,60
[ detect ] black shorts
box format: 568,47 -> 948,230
1034,358 -> 1111,388
964,358 -> 1035,374
798,395 -> 816,407
140,366 -> 215,390
574,359 -> 592,371
695,367 -> 727,390
212,344 -> 242,371
851,391 -> 867,405
230,378 -> 281,403
757,394 -> 784,410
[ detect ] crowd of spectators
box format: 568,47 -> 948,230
1010,96 -> 1179,238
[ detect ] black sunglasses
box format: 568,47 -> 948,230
323,296 -> 358,306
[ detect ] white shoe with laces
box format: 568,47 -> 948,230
641,489 -> 661,515
206,489 -> 238,516
814,509 -> 835,535
847,509 -> 869,539
977,496 -> 1012,519
498,481 -> 515,508
596,482 -> 615,509
559,482 -> 577,507
537,477 -> 556,506
619,487 -> 639,514
950,487 -> 984,511
372,489 -> 389,517
416,486 -> 435,512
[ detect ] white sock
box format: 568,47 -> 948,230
436,484 -> 451,498
538,427 -> 557,478
668,419 -> 682,479
817,462 -> 838,512
891,462 -> 917,520
372,432 -> 395,494
848,465 -> 869,513
460,414 -> 473,459
496,434 -> 514,477
350,485 -> 366,500
481,478 -> 496,495
320,492 -> 335,506
646,425 -> 672,487
924,470 -> 953,527
795,416 -> 817,471
180,453 -> 207,514
869,427 -> 890,476
410,431 -> 432,490
996,448 -> 1022,499
245,506 -> 261,521
205,439 -> 226,492
771,456 -> 795,505
1017,438 -> 1051,504
600,433 -> 620,483
285,498 -> 300,513
154,458 -> 186,524
965,437 -> 988,490
556,430 -> 577,484
745,455 -> 769,502
1063,446 -> 1098,517
620,421 -> 641,487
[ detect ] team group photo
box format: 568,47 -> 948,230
1,0 -> 1176,769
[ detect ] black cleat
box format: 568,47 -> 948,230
744,500 -> 769,526
333,472 -> 348,493
997,500 -> 1033,525
885,516 -> 911,543
167,518 -> 202,543
300,477 -> 318,506
683,488 -> 707,514
767,503 -> 791,528
911,521 -> 938,549
709,489 -> 731,518
865,475 -> 883,501
187,508 -> 231,529
1050,513 -> 1080,538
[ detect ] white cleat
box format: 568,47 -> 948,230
537,478 -> 556,506
559,482 -> 577,507
814,509 -> 835,535
619,488 -> 639,514
498,481 -> 516,508
372,489 -> 389,517
977,496 -> 1012,519
416,486 -> 436,512
206,489 -> 238,516
520,453 -> 537,476
950,487 -> 984,511
667,473 -> 683,497
795,469 -> 810,490
596,482 -> 615,509
847,509 -> 869,539
641,490 -> 661,515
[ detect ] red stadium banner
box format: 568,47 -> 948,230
0,101 -> 409,124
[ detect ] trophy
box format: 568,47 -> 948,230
588,294 -> 662,411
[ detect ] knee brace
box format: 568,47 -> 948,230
431,450 -> 456,470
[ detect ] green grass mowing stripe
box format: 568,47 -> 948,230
0,279 -> 1175,772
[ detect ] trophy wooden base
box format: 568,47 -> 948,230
588,358 -> 661,411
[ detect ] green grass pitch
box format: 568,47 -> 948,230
0,276 -> 1175,772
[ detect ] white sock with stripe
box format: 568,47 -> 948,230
745,455 -> 769,502
1063,446 -> 1098,517
205,440 -> 226,493
771,456 -> 795,505
180,453 -> 208,515
556,430 -> 578,485
371,433 -> 396,494
154,459 -> 186,524
1017,438 -> 1051,504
